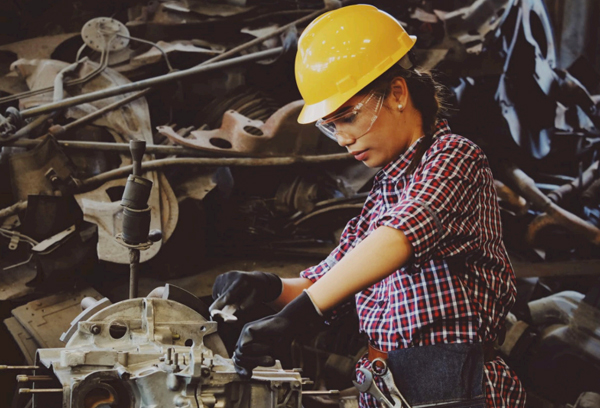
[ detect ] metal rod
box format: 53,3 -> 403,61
19,388 -> 63,394
0,365 -> 39,370
3,114 -> 55,143
19,47 -> 283,119
202,8 -> 327,65
301,390 -> 341,395
0,200 -> 28,221
79,153 -> 353,191
117,35 -> 175,72
129,249 -> 139,299
17,375 -> 54,383
62,88 -> 152,132
0,139 -> 217,157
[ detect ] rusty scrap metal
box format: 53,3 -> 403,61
16,375 -> 54,383
63,89 -> 152,131
16,47 -> 282,120
130,39 -> 219,70
548,161 -> 600,204
158,100 -> 320,156
501,162 -> 600,246
0,200 -> 27,221
80,153 -> 353,191
0,365 -> 40,370
2,138 -> 217,157
12,0 -> 339,120
494,179 -> 530,216
0,38 -> 113,108
201,5 -> 335,66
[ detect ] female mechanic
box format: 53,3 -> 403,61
210,5 -> 525,407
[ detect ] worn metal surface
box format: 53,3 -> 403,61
11,287 -> 104,349
3,318 -> 38,365
159,100 -> 323,156
131,40 -> 222,67
18,47 -> 282,119
8,137 -> 76,201
34,298 -> 303,408
0,264 -> 37,300
10,57 -> 178,263
0,34 -> 79,61
501,162 -> 600,247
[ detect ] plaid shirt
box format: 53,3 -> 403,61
301,121 -> 525,407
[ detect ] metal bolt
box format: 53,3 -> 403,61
91,325 -> 101,335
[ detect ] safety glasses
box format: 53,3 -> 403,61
316,90 -> 385,142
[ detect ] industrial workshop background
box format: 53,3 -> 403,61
0,0 -> 599,407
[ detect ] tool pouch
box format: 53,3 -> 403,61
387,343 -> 485,408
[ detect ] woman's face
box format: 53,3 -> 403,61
326,78 -> 424,168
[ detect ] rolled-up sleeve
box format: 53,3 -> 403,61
377,140 -> 483,269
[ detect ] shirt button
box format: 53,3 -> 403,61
378,300 -> 386,306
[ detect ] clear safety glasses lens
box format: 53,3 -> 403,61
316,91 -> 385,142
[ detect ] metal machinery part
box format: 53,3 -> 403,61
33,298 -> 303,408
501,291 -> 600,404
81,18 -> 130,53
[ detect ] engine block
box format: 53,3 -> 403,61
32,298 -> 302,408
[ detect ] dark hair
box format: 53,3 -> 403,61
360,63 -> 448,174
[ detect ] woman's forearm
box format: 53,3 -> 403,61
270,277 -> 314,309
307,226 -> 413,311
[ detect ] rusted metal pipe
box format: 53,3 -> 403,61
0,138 -> 217,157
61,88 -> 152,133
0,365 -> 39,370
0,200 -> 27,220
493,180 -> 529,216
501,162 -> 600,246
19,47 -> 283,119
548,161 -> 599,204
79,153 -> 352,191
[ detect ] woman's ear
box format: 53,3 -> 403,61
390,77 -> 409,110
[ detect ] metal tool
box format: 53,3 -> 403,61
210,304 -> 239,322
353,367 -> 395,408
372,358 -> 412,408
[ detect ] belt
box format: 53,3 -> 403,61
368,342 -> 498,363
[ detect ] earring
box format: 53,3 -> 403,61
397,104 -> 403,111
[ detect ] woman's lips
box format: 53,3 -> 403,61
352,149 -> 369,161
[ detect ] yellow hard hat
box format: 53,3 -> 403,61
295,5 -> 417,124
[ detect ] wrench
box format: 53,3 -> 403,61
353,368 -> 395,408
371,358 -> 412,408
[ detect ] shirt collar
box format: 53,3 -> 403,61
375,119 -> 452,182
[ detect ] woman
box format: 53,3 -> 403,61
210,5 -> 525,407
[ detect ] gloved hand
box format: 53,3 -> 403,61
209,271 -> 283,316
233,290 -> 324,379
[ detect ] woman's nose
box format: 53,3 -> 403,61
336,132 -> 356,147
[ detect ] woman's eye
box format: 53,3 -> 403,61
339,113 -> 357,124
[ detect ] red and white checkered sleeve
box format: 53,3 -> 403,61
377,138 -> 484,268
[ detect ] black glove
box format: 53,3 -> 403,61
209,271 -> 283,314
233,290 -> 324,379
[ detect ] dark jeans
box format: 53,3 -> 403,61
387,343 -> 486,408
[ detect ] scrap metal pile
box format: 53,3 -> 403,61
0,0 -> 599,407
